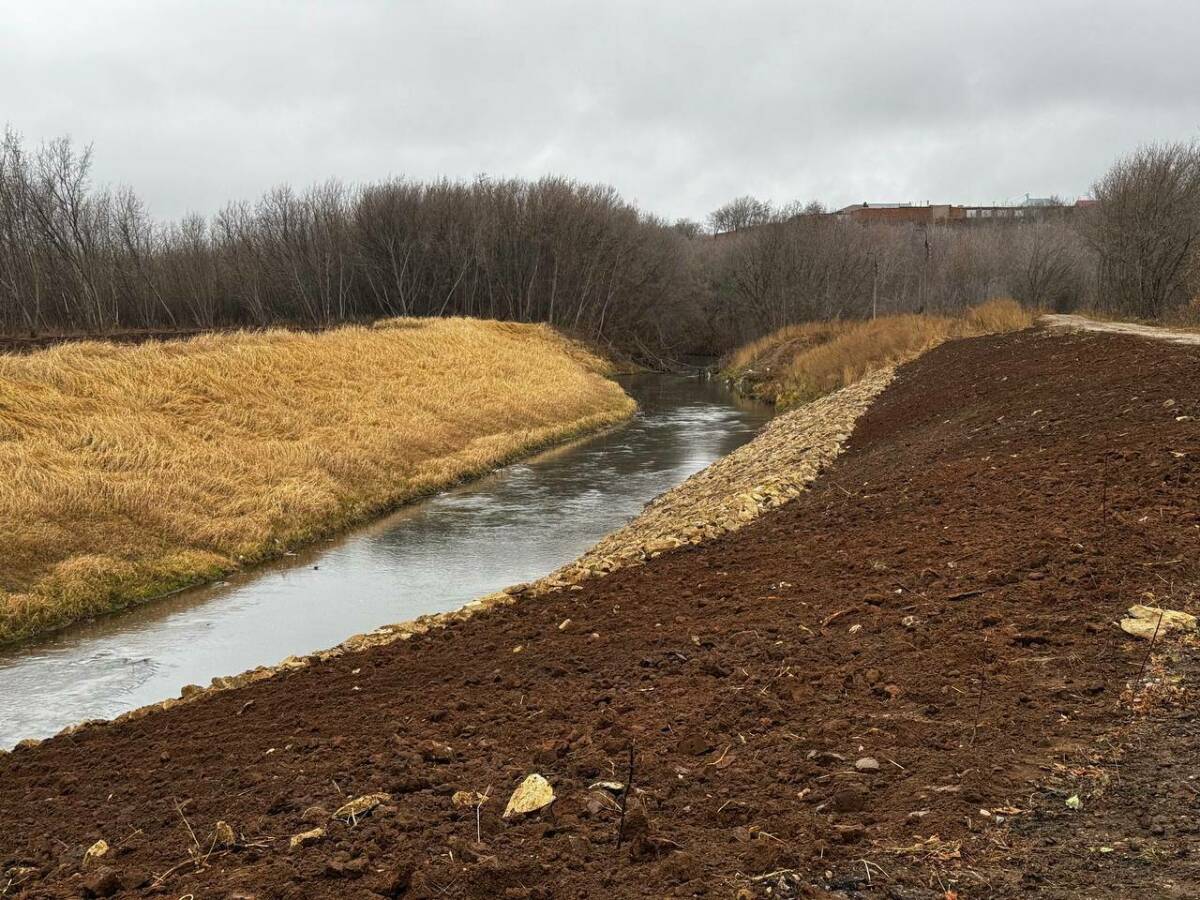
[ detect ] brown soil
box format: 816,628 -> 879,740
4,328 -> 1200,898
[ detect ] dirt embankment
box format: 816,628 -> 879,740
29,364 -> 888,740
3,327 -> 1200,898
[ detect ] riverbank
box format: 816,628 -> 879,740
0,318 -> 634,645
3,326 -> 1199,897
722,298 -> 1032,407
0,374 -> 769,746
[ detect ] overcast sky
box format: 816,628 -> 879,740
3,0 -> 1198,223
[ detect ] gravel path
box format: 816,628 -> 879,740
1043,313 -> 1200,345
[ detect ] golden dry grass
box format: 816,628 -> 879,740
726,298 -> 1033,407
0,318 -> 634,643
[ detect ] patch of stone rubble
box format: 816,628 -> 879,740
534,367 -> 896,587
17,367 -> 895,749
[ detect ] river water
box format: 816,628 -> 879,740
0,375 -> 771,746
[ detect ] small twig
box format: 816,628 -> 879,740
114,827 -> 144,849
616,744 -> 636,850
474,786 -> 491,844
1134,608 -> 1166,691
970,650 -> 988,746
149,859 -> 190,889
945,588 -> 987,603
174,800 -> 201,857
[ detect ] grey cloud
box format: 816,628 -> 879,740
2,0 -> 1198,222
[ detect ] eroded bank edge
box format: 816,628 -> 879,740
7,367 -> 895,752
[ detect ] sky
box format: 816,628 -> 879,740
3,0 -> 1199,224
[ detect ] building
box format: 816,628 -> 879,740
836,199 -> 1087,226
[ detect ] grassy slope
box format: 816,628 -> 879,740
723,298 -> 1033,407
0,318 -> 635,644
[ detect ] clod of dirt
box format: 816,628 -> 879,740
831,786 -> 869,813
81,866 -> 123,898
300,805 -> 329,824
83,839 -> 109,865
502,773 -> 555,818
831,823 -> 866,844
419,740 -> 454,762
333,792 -> 391,821
380,858 -> 417,897
288,827 -> 326,851
675,733 -> 712,755
211,820 -> 236,848
622,806 -> 679,862
1119,604 -> 1197,639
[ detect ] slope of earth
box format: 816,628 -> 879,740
3,327 -> 1200,898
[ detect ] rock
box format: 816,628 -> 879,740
289,827 -> 326,850
451,790 -> 486,809
81,866 -> 123,898
83,839 -> 110,864
419,740 -> 454,762
854,757 -> 881,772
211,820 -> 236,848
809,750 -> 847,766
588,781 -> 625,793
1120,604 -> 1197,639
333,793 -> 392,821
503,774 -> 555,819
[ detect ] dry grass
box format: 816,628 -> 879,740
0,318 -> 634,644
725,298 -> 1032,407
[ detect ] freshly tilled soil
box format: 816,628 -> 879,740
3,327 -> 1200,898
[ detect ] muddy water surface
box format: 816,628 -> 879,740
0,375 -> 770,746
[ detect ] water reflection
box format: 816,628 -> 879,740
0,375 -> 770,745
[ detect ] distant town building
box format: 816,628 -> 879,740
835,198 -> 1089,225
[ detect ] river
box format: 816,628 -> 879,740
0,375 -> 770,746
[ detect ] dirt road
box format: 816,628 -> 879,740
3,326 -> 1200,898
1043,313 -> 1200,346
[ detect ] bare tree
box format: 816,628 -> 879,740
1087,142 -> 1200,318
707,196 -> 772,234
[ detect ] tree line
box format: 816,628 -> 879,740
2,125 -> 1197,357
0,127 -> 692,354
